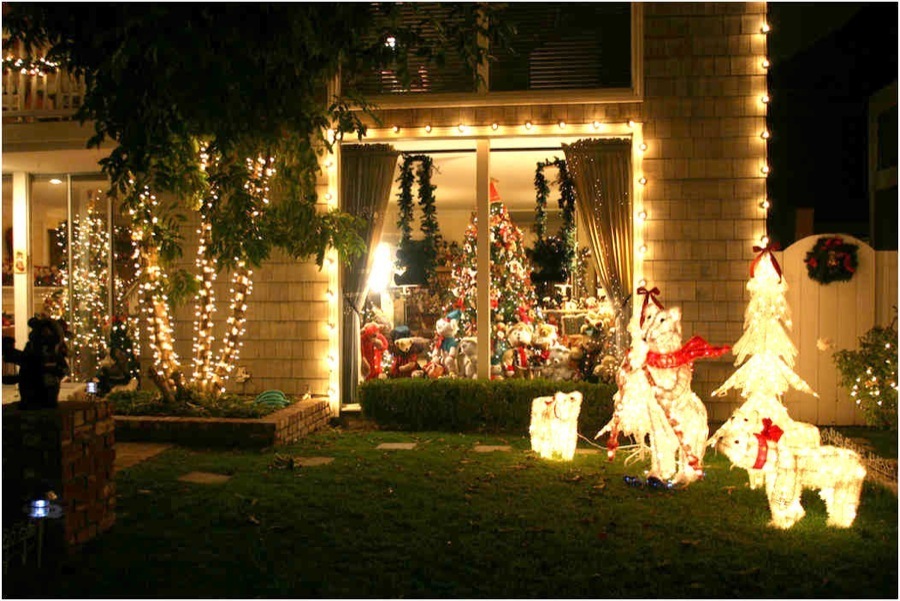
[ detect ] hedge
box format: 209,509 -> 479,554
358,378 -> 616,436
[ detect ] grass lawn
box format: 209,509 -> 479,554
5,428 -> 898,599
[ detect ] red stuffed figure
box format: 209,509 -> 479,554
360,322 -> 389,380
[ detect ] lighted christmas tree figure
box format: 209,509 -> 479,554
449,181 -> 538,356
712,246 -> 818,421
57,191 -> 111,380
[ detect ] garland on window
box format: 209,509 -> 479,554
804,236 -> 859,285
396,154 -> 442,285
529,158 -> 577,288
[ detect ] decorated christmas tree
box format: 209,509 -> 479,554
57,192 -> 111,380
712,246 -> 818,418
449,182 -> 538,358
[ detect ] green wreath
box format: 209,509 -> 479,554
804,236 -> 859,284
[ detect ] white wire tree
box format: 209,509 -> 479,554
712,247 -> 818,421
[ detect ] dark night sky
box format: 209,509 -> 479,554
765,2 -> 898,245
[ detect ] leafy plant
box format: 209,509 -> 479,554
834,313 -> 898,430
108,387 -> 295,419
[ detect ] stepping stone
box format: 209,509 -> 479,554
473,445 -> 512,453
178,471 -> 232,485
294,456 -> 335,467
576,448 -> 602,455
115,442 -> 172,471
377,442 -> 417,450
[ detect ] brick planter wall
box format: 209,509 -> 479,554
2,400 -> 116,553
113,398 -> 332,448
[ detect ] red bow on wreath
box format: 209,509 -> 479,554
752,418 -> 784,469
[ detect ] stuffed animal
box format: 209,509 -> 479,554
3,317 -> 69,410
714,417 -> 865,529
542,344 -> 576,381
709,406 -> 821,490
457,337 -> 478,379
360,322 -> 389,381
390,337 -> 430,378
531,323 -> 558,375
506,321 -> 535,379
432,311 -> 461,378
530,391 -> 583,461
598,306 -> 729,486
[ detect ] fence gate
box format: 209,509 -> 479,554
776,234 -> 876,426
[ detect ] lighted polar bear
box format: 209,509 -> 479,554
713,417 -> 866,529
529,391 -> 583,461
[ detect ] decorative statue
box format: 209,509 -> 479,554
530,391 -> 583,461
2,316 -> 69,410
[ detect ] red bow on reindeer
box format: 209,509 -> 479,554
752,418 -> 784,469
637,286 -> 663,327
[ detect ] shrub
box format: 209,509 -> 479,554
108,388 -> 295,419
834,317 -> 898,430
358,378 -> 616,435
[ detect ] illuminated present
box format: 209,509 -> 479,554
715,417 -> 865,529
529,391 -> 583,461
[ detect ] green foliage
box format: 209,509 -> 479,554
108,387 -> 296,419
834,317 -> 898,430
395,154 -> 441,286
359,378 -> 615,435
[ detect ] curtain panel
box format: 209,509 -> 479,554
339,144 -> 400,405
562,138 -> 633,355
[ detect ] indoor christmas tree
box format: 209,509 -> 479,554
712,246 -> 818,421
449,182 -> 538,358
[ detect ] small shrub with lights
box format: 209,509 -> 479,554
834,314 -> 899,430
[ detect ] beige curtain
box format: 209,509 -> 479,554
340,144 -> 400,405
562,138 -> 632,355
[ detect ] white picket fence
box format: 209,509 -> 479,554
773,235 -> 898,426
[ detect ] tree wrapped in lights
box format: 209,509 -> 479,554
834,312 -> 898,430
449,197 -> 538,355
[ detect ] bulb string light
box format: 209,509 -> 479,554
192,144 -> 219,386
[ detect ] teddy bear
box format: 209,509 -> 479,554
360,322 -> 389,381
713,416 -> 866,529
530,391 -> 583,461
506,321 -> 535,379
709,406 -> 821,490
531,322 -> 559,376
598,306 -> 729,485
390,337 -> 430,378
541,344 -> 577,381
457,336 -> 478,379
431,311 -> 461,378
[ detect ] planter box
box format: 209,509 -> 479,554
113,398 -> 332,448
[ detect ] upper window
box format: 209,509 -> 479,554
489,3 -> 631,92
342,3 -> 633,97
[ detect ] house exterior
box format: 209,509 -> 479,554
4,3 -> 770,422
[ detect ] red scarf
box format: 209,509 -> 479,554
752,418 -> 784,469
645,336 -> 731,369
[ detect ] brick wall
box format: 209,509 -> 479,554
2,401 -> 116,552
